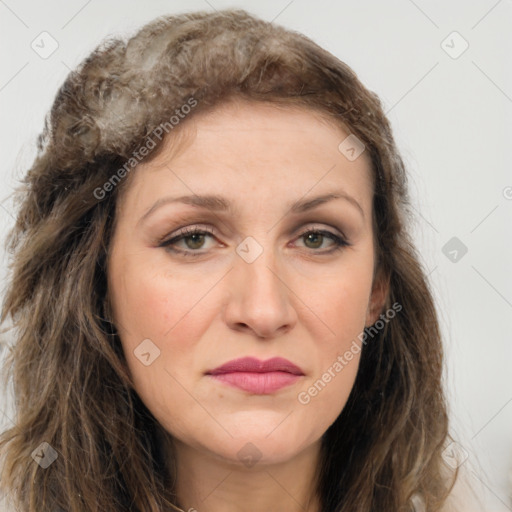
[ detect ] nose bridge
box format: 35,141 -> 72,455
237,236 -> 281,291
225,234 -> 296,337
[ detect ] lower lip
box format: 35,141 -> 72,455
209,371 -> 302,394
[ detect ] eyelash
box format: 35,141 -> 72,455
158,225 -> 350,258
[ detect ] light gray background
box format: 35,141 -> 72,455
0,1 -> 511,510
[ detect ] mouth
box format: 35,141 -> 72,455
206,356 -> 304,394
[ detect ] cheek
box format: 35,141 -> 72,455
299,263 -> 372,416
110,253 -> 203,341
297,351 -> 361,425
108,253 -> 219,387
315,264 -> 374,342
295,279 -> 367,432
107,236 -> 375,449
108,257 -> 211,434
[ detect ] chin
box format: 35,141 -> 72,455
202,427 -> 317,468
211,440 -> 304,468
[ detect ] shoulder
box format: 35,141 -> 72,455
438,464 -> 486,512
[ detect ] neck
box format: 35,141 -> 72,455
173,439 -> 323,512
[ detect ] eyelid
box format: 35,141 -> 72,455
157,224 -> 218,250
158,222 -> 350,258
159,222 -> 346,243
173,225 -> 216,238
293,222 -> 347,241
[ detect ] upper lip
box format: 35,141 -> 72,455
207,357 -> 304,376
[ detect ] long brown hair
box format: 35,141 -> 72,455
0,9 -> 458,511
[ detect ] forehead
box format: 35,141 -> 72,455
117,100 -> 374,216
163,99 -> 366,163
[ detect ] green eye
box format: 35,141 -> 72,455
160,227 -> 349,258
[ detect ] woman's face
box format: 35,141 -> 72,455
107,100 -> 386,467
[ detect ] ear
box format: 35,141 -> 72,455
365,268 -> 390,327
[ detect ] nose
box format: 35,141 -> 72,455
223,243 -> 297,339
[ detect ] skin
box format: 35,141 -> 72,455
107,99 -> 388,512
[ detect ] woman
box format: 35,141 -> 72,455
0,8 -> 466,512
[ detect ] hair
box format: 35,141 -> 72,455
0,8 -> 459,512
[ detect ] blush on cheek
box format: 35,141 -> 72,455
115,273 -> 172,337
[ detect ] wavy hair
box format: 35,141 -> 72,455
0,8 -> 458,511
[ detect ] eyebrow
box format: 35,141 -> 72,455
138,191 -> 364,226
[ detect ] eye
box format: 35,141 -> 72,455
293,228 -> 349,253
159,226 -> 217,256
158,225 -> 350,257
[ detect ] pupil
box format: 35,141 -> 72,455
305,233 -> 322,249
187,234 -> 204,249
184,233 -> 325,250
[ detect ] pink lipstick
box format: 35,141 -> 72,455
206,356 -> 304,394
